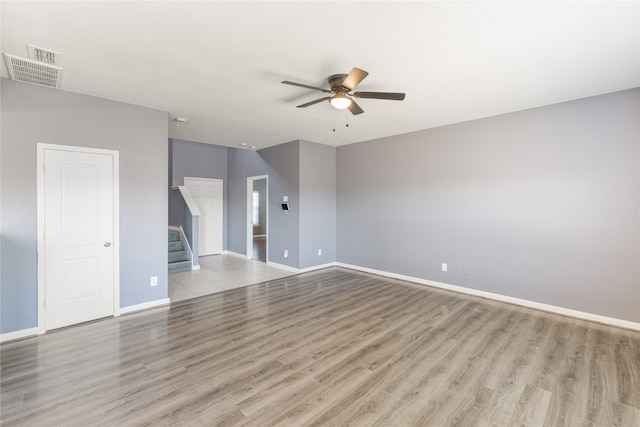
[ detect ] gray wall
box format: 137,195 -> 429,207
169,138 -> 228,249
1,79 -> 169,333
4,77 -> 633,333
337,89 -> 640,323
227,141 -> 303,269
299,140 -> 336,269
227,148 -> 268,255
172,139 -> 332,270
257,141 -> 301,268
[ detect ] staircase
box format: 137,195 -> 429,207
168,229 -> 191,273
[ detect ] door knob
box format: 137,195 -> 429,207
104,242 -> 111,247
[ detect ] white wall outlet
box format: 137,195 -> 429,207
284,249 -> 288,258
442,263 -> 448,272
283,196 -> 288,202
150,276 -> 158,286
318,249 -> 322,256
463,266 -> 471,276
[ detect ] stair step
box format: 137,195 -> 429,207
169,240 -> 184,252
168,260 -> 191,273
168,228 -> 190,272
169,250 -> 188,263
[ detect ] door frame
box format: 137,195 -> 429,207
246,175 -> 268,261
36,143 -> 120,334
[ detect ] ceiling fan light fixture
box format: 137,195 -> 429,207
283,68 -> 404,116
330,92 -> 352,109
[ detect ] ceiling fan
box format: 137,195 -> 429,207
282,68 -> 405,115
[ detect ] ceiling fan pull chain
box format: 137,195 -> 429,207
332,109 -> 336,132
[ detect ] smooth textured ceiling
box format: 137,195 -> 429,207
2,1 -> 638,149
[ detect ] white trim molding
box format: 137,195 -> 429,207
266,261 -> 337,274
2,297 -> 170,341
299,262 -> 337,273
120,298 -> 170,315
223,254 -> 335,275
246,175 -> 269,261
336,263 -> 640,332
265,261 -> 300,273
224,250 -> 250,259
176,186 -> 201,216
0,327 -> 39,343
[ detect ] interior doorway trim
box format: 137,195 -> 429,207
246,175 -> 268,261
36,143 -> 120,334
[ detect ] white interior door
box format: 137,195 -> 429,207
43,148 -> 116,330
185,177 -> 223,256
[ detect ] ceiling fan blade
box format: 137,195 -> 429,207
353,92 -> 405,101
282,81 -> 332,93
341,68 -> 369,91
347,100 -> 364,115
353,91 -> 406,100
297,97 -> 330,108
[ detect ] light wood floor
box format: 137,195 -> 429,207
2,267 -> 639,426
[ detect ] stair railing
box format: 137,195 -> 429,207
176,185 -> 201,269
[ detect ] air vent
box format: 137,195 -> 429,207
4,54 -> 63,88
27,44 -> 60,65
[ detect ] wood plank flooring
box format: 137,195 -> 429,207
2,267 -> 639,426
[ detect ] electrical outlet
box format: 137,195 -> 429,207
442,263 -> 448,272
284,249 -> 288,258
150,276 -> 158,286
318,249 -> 322,256
463,266 -> 471,276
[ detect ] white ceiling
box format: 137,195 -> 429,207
2,1 -> 638,149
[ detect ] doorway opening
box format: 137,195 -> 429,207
247,176 -> 268,262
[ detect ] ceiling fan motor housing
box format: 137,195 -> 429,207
328,74 -> 349,92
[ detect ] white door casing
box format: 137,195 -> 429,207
37,144 -> 120,333
246,175 -> 268,261
184,177 -> 223,256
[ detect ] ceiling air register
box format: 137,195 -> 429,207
4,44 -> 63,89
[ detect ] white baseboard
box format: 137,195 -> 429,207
0,327 -> 38,343
299,262 -> 337,273
336,263 -> 640,332
266,261 -> 336,274
120,298 -> 171,315
223,250 -> 249,259
266,261 -> 300,273
223,251 -> 334,274
2,299 -> 171,342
